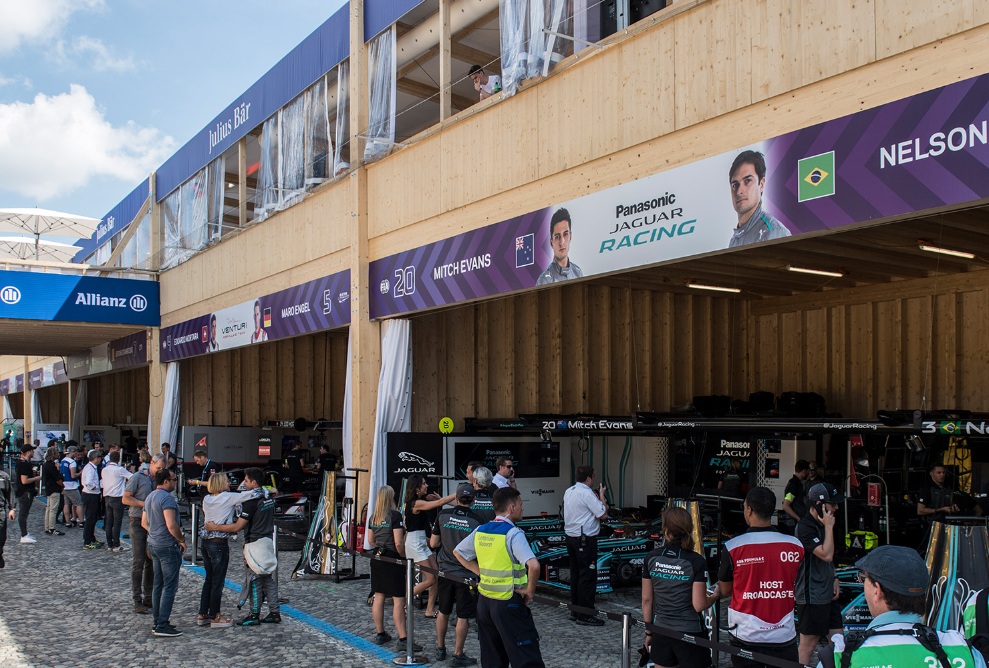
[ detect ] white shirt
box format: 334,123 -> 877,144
563,482 -> 607,537
492,472 -> 511,489
480,74 -> 502,97
100,462 -> 133,497
81,462 -> 102,494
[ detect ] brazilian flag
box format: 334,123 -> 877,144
798,151 -> 835,202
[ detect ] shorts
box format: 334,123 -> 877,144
437,577 -> 477,618
370,551 -> 407,598
405,530 -> 432,563
62,488 -> 82,508
729,636 -> 798,668
796,601 -> 843,637
649,631 -> 711,668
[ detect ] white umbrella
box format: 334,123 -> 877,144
0,207 -> 100,259
0,235 -> 81,263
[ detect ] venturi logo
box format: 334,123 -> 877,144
0,286 -> 21,305
129,295 -> 148,312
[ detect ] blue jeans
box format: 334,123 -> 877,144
149,542 -> 182,629
199,539 -> 230,618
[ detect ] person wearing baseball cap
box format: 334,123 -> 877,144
796,482 -> 844,663
15,443 -> 40,544
819,545 -> 986,668
429,483 -> 482,666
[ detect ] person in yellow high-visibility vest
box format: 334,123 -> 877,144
455,487 -> 544,668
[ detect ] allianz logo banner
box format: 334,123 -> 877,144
0,269 -> 159,326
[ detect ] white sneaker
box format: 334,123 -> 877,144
20,535 -> 37,544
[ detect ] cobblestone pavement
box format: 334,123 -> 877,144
0,500 -> 753,667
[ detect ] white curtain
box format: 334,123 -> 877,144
364,27 -> 396,165
2,395 -> 13,421
159,362 -> 180,451
363,319 -> 413,549
31,390 -> 42,427
342,329 -> 353,505
333,61 -> 351,176
70,379 -> 87,444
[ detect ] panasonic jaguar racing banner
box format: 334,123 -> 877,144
0,270 -> 159,326
370,71 -> 989,318
160,269 -> 350,362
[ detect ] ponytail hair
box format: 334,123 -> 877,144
662,506 -> 695,551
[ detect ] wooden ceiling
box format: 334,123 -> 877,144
0,321 -> 146,357
592,207 -> 989,299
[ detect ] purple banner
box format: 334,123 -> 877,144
65,332 -> 148,380
370,72 -> 989,319
15,375 -> 23,393
0,379 -> 8,396
160,270 -> 351,362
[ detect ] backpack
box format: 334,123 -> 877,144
963,589 -> 989,658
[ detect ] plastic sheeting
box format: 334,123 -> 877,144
2,395 -> 13,422
162,160 -> 220,268
500,0 -> 573,95
118,213 -> 151,270
280,92 -> 307,208
364,319 -> 412,550
305,76 -> 332,185
334,62 -> 351,176
364,27 -> 396,165
256,115 -> 279,222
159,363 -> 180,449
70,379 -> 87,444
342,329 -> 354,528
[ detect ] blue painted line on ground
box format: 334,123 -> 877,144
38,498 -> 396,663
182,564 -> 398,663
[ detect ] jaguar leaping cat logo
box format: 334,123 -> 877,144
398,452 -> 434,467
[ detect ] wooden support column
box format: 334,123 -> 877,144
238,138 -> 248,227
148,329 -> 166,452
439,0 -> 452,120
22,357 -> 32,442
348,0 -> 380,515
149,172 -> 161,272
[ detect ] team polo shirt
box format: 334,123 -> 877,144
718,526 -> 804,644
643,543 -> 709,633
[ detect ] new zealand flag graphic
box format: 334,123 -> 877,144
515,233 -> 534,268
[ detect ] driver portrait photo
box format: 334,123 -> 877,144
536,207 -> 583,285
727,149 -> 791,247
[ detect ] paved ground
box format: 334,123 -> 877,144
0,499 -> 759,667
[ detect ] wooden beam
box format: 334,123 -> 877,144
453,7 -> 498,41
396,78 -> 475,113
451,41 -> 499,69
439,0 -> 452,120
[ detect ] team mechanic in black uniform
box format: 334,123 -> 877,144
430,483 -> 482,666
781,459 -> 811,535
796,482 -> 844,664
641,506 -> 720,668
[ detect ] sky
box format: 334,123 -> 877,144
0,0 -> 346,223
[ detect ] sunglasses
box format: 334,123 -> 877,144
856,572 -> 873,584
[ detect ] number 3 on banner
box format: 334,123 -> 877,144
394,266 -> 416,297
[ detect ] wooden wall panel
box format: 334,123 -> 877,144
177,332 -> 348,427
410,286 -> 746,431
86,368 -> 150,426
37,384 -> 69,424
875,0 -> 989,59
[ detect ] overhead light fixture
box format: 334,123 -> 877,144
687,282 -> 741,294
787,265 -> 844,278
918,242 -> 975,259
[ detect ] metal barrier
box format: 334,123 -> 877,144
280,528 -> 815,668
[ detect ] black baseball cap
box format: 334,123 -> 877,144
807,482 -> 844,504
855,545 -> 929,597
456,482 -> 476,503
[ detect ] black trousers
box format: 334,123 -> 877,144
16,493 -> 32,537
82,492 -> 100,544
130,517 -> 153,604
476,593 -> 544,668
565,534 -> 598,614
729,636 -> 798,668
